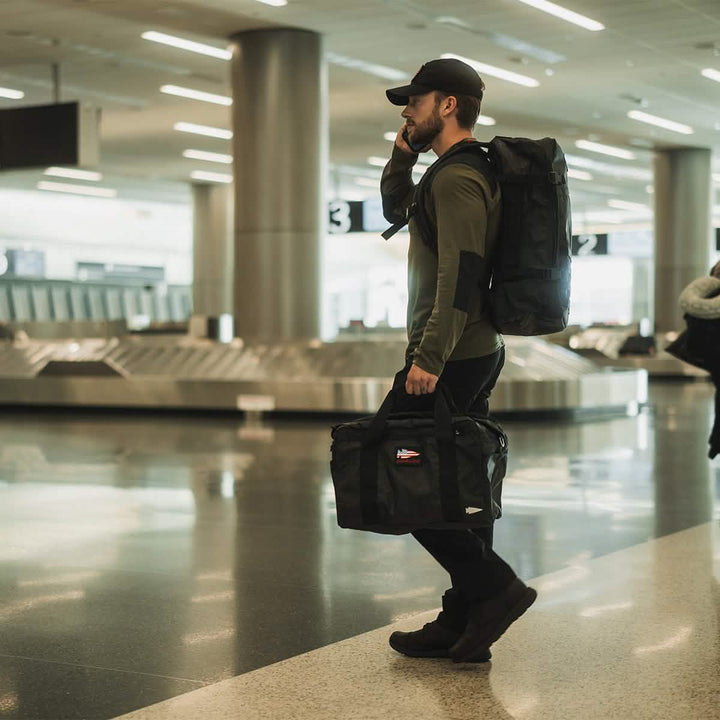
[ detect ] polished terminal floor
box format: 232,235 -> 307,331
1,382 -> 718,719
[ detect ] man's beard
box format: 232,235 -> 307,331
409,106 -> 444,148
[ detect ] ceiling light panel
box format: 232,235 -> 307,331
701,68 -> 720,83
255,0 -> 288,5
174,122 -> 233,139
44,167 -> 102,182
627,111 -> 693,135
515,0 -> 605,31
0,86 -> 24,99
441,54 -> 539,87
183,150 -> 233,164
608,199 -> 651,212
567,169 -> 593,181
142,31 -> 232,60
575,140 -> 636,160
476,115 -> 496,126
191,170 -> 233,183
38,181 -> 117,198
161,85 -> 232,106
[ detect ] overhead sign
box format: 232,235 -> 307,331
328,199 -> 402,235
571,233 -> 608,256
328,200 -> 364,234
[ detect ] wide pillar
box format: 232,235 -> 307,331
230,29 -> 327,341
653,148 -> 713,333
191,183 -> 233,318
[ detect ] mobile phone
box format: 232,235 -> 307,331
402,127 -> 427,154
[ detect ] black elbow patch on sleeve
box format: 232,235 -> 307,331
453,251 -> 485,313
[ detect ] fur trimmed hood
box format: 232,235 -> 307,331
679,276 -> 720,319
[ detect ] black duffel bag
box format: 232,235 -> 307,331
330,382 -> 508,535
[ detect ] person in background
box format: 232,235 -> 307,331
667,260 -> 720,457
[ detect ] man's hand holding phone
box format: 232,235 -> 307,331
396,126 -> 430,154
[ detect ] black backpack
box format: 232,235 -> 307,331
383,136 -> 572,336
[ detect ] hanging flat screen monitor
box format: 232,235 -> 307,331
0,101 -> 100,170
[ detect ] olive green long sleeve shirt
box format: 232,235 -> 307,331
381,141 -> 503,376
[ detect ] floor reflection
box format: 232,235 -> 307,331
0,382 -> 719,719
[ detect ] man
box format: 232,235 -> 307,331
380,58 -> 536,663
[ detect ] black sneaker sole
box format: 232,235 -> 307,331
450,586 -> 537,663
389,633 -> 491,662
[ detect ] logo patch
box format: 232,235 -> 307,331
395,447 -> 423,466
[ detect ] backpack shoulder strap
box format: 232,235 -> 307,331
381,141 -> 496,246
412,142 -> 497,254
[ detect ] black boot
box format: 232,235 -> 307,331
450,578 -> 536,663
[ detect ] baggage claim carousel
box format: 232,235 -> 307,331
0,331 -> 647,418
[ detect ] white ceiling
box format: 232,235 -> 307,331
1,0 -> 719,222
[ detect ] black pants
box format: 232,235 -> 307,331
396,349 -> 517,631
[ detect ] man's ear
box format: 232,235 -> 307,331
442,95 -> 458,117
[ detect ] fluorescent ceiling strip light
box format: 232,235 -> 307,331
0,86 -> 24,99
44,167 -> 102,181
627,110 -> 693,135
174,122 -> 233,139
161,85 -> 232,106
713,173 -> 720,183
575,140 -> 636,160
476,115 -> 496,126
255,0 -> 287,5
326,52 -> 408,81
384,132 -> 397,142
567,169 -> 592,181
701,68 -> 720,83
608,199 -> 651,212
441,53 -> 539,87
183,149 -> 233,164
191,170 -> 233,183
515,0 -> 604,31
141,31 -> 232,60
38,181 -> 117,198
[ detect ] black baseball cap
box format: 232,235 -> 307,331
386,58 -> 485,105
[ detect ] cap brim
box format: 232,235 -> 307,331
385,84 -> 430,105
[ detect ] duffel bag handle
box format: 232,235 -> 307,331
363,371 -> 456,448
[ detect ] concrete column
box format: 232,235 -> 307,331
230,29 -> 327,341
653,148 -> 713,332
192,183 -> 233,317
